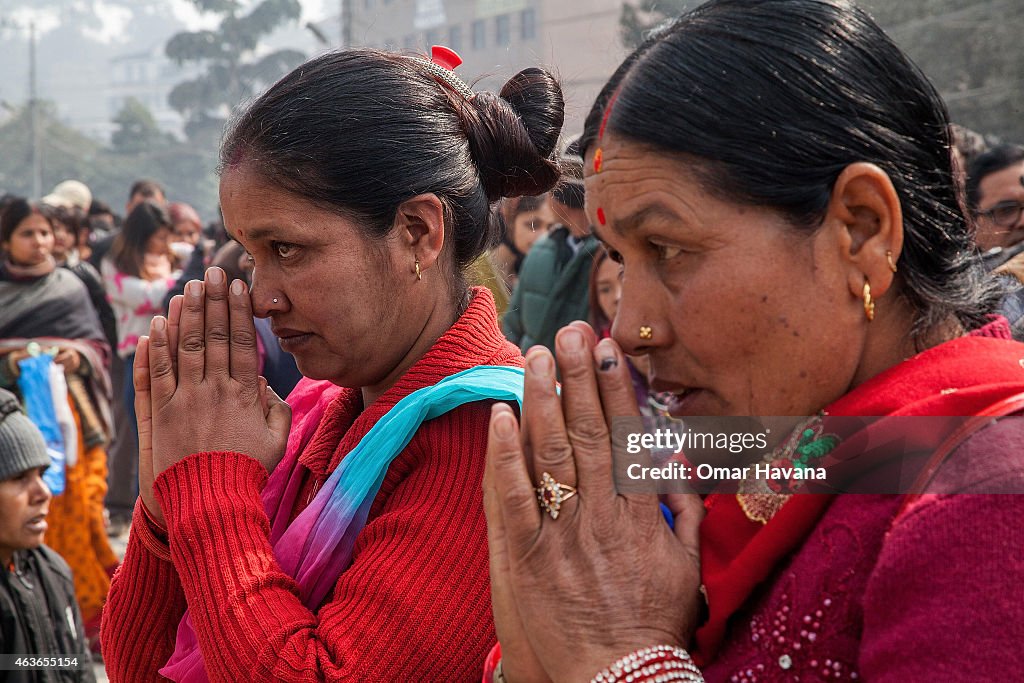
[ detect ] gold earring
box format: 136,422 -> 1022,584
886,250 -> 898,273
414,259 -> 421,281
639,325 -> 653,340
862,281 -> 875,322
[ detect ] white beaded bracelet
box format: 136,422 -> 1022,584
590,645 -> 704,683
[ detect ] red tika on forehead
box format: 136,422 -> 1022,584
597,89 -> 620,141
597,207 -> 607,226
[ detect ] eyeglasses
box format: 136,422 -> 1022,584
977,201 -> 1024,228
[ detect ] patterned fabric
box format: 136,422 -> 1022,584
100,260 -> 179,359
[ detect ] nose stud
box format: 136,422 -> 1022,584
273,298 -> 279,304
639,325 -> 653,340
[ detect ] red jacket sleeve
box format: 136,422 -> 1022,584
101,500 -> 188,682
146,403 -> 495,682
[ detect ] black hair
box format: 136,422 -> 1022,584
221,49 -> 564,297
109,201 -> 172,277
552,179 -> 585,210
128,179 -> 165,202
581,0 -> 1002,342
552,140 -> 585,209
88,199 -> 113,217
1,198 -> 53,245
966,144 -> 1024,212
50,205 -> 84,241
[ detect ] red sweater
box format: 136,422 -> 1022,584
101,288 -> 522,682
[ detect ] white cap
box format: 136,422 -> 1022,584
43,180 -> 92,211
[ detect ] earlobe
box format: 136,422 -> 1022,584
394,193 -> 447,271
827,162 -> 904,301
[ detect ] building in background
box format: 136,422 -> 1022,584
342,0 -> 628,136
106,46 -> 201,141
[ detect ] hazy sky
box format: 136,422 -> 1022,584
2,0 -> 332,45
0,1 -> 337,138
168,0 -> 331,32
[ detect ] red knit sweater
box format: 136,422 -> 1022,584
101,288 -> 522,682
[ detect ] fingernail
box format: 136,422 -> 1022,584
560,329 -> 584,352
152,317 -> 166,332
207,268 -> 223,285
595,339 -> 619,370
230,279 -> 244,296
187,281 -> 202,298
492,409 -> 515,438
528,351 -> 552,375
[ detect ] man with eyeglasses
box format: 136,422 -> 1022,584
966,143 -> 1024,340
967,143 -> 1024,268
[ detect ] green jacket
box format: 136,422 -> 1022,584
503,226 -> 600,352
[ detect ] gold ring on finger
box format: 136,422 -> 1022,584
535,471 -> 577,520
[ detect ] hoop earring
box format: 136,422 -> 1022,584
414,259 -> 422,281
886,250 -> 898,273
639,325 -> 653,340
862,281 -> 875,322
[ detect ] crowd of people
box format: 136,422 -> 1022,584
1,0 -> 1023,681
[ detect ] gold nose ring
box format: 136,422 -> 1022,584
639,325 -> 653,340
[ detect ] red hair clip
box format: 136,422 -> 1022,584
430,45 -> 463,70
415,45 -> 475,101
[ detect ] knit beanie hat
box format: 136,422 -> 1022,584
0,388 -> 51,481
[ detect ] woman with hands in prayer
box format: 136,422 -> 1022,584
482,1 -> 1024,681
102,46 -> 564,682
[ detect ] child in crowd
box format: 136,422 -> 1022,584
0,388 -> 95,683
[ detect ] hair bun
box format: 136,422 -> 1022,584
462,68 -> 564,202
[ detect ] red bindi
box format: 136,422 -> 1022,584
597,207 -> 606,225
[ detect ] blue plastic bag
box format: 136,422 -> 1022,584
16,353 -> 65,495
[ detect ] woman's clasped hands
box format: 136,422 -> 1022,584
133,267 -> 291,526
484,322 -> 706,683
